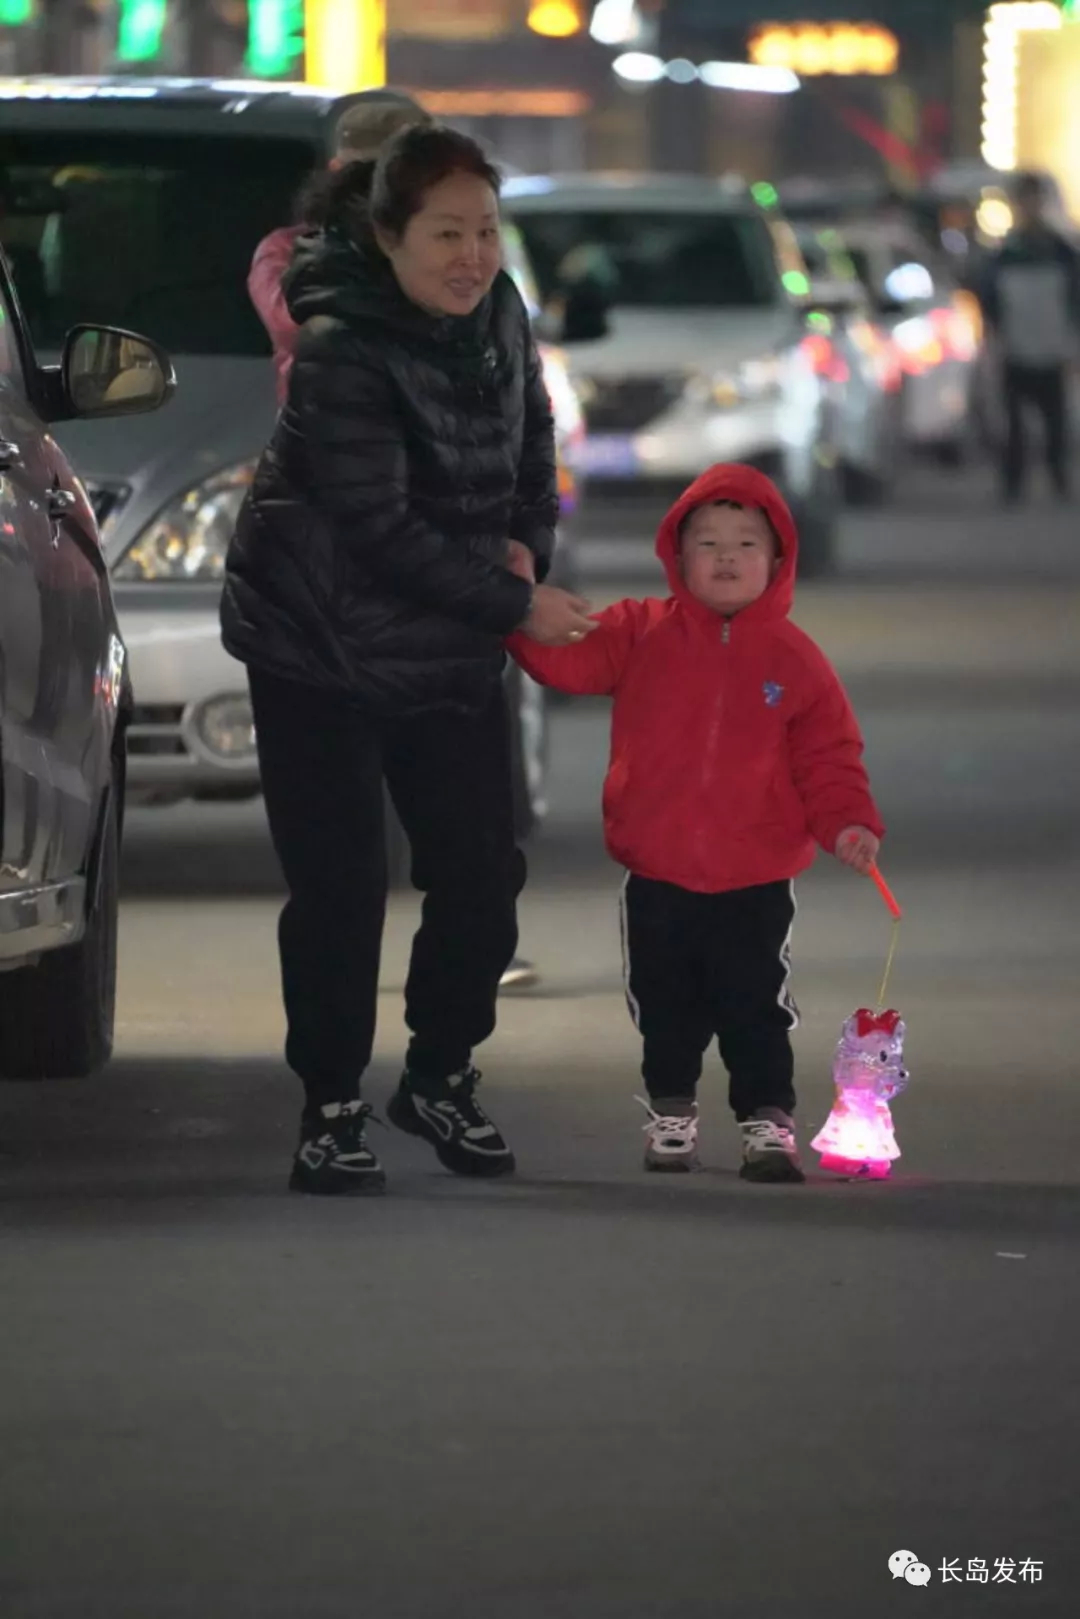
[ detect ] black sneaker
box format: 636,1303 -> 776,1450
387,1066 -> 515,1178
289,1100 -> 387,1196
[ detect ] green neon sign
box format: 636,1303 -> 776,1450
116,0 -> 167,62
246,0 -> 306,77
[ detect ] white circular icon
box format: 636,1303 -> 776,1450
906,1563 -> 932,1587
889,1551 -> 919,1580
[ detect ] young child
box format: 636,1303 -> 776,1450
509,463 -> 884,1183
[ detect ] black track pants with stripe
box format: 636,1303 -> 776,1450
620,874 -> 799,1120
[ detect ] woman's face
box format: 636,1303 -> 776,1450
379,170 -> 502,318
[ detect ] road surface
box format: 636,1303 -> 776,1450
1,466 -> 1077,1618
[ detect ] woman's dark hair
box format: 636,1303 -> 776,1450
294,157 -> 377,232
370,124 -> 501,242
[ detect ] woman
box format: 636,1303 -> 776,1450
221,124 -> 594,1196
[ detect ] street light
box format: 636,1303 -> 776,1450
305,0 -> 385,90
527,1 -> 584,38
981,1 -> 1062,170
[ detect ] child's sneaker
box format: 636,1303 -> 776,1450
289,1100 -> 386,1196
637,1097 -> 700,1173
739,1108 -> 805,1184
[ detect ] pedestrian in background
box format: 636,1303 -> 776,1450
980,171 -> 1080,504
224,125 -> 594,1194
248,89 -> 431,405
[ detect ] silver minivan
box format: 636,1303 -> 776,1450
0,76 -> 582,855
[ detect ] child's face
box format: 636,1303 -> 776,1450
679,504 -> 778,615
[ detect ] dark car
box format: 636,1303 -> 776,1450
0,251 -> 174,1078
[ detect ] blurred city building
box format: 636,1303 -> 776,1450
0,2 -> 1075,214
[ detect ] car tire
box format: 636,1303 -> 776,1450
0,776 -> 120,1081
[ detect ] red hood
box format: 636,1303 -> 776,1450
655,463 -> 798,624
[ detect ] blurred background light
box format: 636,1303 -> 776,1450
612,51 -> 665,83
981,1 -> 1063,170
116,0 -> 168,62
304,0 -> 385,90
527,0 -> 584,38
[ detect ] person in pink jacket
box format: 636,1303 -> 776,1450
249,91 -> 430,405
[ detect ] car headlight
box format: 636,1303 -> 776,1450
112,461 -> 255,583
686,356 -> 785,410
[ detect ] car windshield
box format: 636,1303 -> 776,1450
0,133 -> 316,355
511,208 -> 781,309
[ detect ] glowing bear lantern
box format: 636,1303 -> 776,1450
811,1007 -> 909,1179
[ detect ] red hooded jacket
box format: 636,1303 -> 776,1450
248,224 -> 302,404
509,464 -> 884,895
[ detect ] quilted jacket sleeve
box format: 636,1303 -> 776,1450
787,653 -> 885,853
290,323 -> 533,635
507,600 -> 643,696
507,324 -> 558,583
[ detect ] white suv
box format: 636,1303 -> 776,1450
504,173 -> 842,572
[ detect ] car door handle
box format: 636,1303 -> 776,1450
48,488 -> 78,519
0,440 -> 22,469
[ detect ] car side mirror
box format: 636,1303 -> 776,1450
61,324 -> 176,420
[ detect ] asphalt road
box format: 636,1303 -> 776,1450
2,465 -> 1078,1619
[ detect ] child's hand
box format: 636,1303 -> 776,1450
505,540 -> 536,583
835,826 -> 881,875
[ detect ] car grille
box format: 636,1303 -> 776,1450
127,704 -> 188,757
579,374 -> 686,433
82,480 -> 132,531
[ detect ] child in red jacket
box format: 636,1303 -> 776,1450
509,463 -> 884,1183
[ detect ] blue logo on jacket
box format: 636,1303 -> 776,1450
763,681 -> 785,708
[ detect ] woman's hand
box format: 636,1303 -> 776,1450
522,584 -> 597,647
505,540 -> 536,583
835,826 -> 881,876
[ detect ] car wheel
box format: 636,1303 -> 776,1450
0,774 -> 119,1081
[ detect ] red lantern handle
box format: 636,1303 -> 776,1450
869,863 -> 902,921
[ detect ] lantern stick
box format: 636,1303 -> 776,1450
869,863 -> 902,920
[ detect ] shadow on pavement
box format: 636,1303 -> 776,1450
2,1056 -> 1076,1245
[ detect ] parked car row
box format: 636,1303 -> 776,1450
503,171 -> 986,559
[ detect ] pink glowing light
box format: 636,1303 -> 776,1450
812,1007 -> 908,1179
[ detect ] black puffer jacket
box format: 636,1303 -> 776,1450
221,228 -> 557,715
